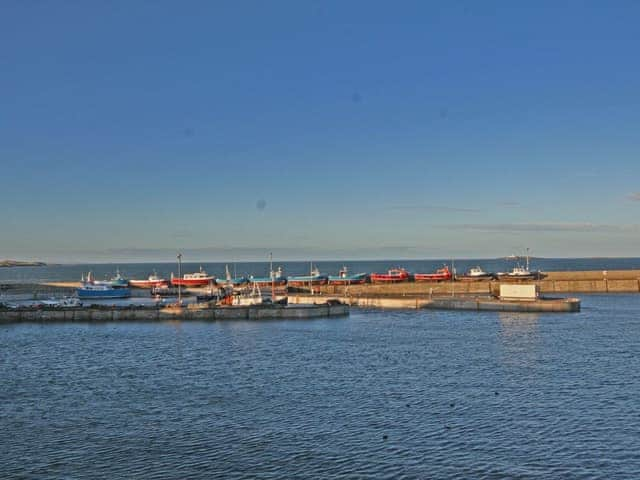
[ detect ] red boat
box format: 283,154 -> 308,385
171,267 -> 215,287
413,266 -> 452,282
370,268 -> 410,283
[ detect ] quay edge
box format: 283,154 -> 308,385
288,294 -> 581,312
0,303 -> 349,324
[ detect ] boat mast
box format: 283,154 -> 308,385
177,252 -> 182,304
270,252 -> 274,299
526,248 -> 530,271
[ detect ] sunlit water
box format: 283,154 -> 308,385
1,294 -> 639,478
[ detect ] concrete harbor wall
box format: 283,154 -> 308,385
0,303 -> 349,324
316,270 -> 640,296
288,294 -> 580,312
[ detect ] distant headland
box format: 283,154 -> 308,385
0,260 -> 47,268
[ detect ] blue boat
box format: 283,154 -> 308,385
287,266 -> 329,287
328,266 -> 368,285
77,283 -> 131,299
250,266 -> 288,288
215,265 -> 249,287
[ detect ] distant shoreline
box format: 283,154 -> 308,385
0,260 -> 47,268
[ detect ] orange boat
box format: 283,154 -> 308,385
413,266 -> 452,282
370,268 -> 410,283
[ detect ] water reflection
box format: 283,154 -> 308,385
497,312 -> 541,368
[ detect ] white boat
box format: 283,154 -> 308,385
41,298 -> 61,307
39,296 -> 83,308
497,251 -> 544,280
457,266 -> 495,281
60,296 -> 82,307
232,283 -> 264,306
129,272 -> 168,288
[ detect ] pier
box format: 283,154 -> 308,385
0,302 -> 350,324
314,269 -> 640,295
288,294 -> 580,312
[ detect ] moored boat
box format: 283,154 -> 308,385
91,269 -> 129,288
328,266 -> 368,285
287,266 -> 329,287
249,266 -> 287,288
215,265 -> 249,288
370,268 -> 410,283
129,271 -> 168,289
456,266 -> 495,281
496,266 -> 545,281
77,283 -> 131,299
231,283 -> 264,306
171,266 -> 215,287
413,265 -> 452,282
497,250 -> 545,281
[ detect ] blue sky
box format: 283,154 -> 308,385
1,1 -> 640,262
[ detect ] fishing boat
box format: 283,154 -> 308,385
215,265 -> 249,288
129,271 -> 168,289
287,266 -> 329,287
196,285 -> 226,302
231,283 -> 264,306
249,266 -> 287,288
456,266 -> 495,281
327,266 -> 368,285
497,249 -> 545,281
496,266 -> 545,281
171,266 -> 215,287
77,283 -> 131,299
42,296 -> 83,307
413,265 -> 453,282
370,268 -> 410,283
60,296 -> 83,307
91,269 -> 129,288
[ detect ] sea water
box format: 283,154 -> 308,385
1,294 -> 639,478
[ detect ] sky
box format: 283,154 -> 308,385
1,1 -> 640,262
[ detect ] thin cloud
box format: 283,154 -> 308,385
442,223 -> 640,233
497,201 -> 520,207
389,205 -> 483,213
628,192 -> 640,201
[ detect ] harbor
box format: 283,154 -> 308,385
7,257 -> 640,318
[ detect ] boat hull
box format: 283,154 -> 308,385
327,273 -> 368,285
130,279 -> 168,288
250,278 -> 287,288
413,273 -> 452,282
287,276 -> 328,287
77,287 -> 131,299
497,273 -> 544,281
215,278 -> 249,287
171,278 -> 214,287
370,274 -> 409,283
456,274 -> 495,281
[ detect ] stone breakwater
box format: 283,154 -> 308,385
288,295 -> 580,312
0,303 -> 349,324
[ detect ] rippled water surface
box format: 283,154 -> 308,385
2,295 -> 639,479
